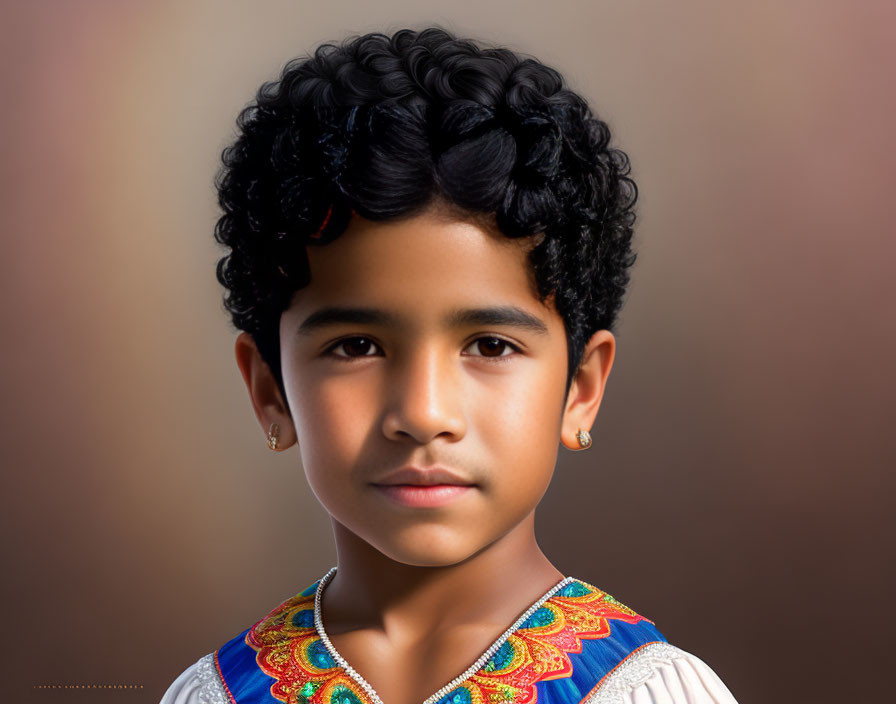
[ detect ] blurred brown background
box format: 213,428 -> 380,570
2,1 -> 894,702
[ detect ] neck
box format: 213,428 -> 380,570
320,510 -> 564,644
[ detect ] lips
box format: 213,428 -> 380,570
370,465 -> 477,508
371,466 -> 476,487
372,483 -> 475,508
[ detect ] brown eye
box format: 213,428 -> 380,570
467,336 -> 520,360
329,336 -> 380,358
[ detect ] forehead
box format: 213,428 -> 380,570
283,210 -> 558,330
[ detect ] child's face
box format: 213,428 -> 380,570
273,207 -> 604,566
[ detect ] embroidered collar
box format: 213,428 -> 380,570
238,567 -> 660,704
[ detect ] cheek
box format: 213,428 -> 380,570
289,377 -> 377,501
472,375 -> 563,500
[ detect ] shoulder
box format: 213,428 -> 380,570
560,577 -> 738,703
158,579 -> 321,704
584,642 -> 739,704
159,652 -> 232,704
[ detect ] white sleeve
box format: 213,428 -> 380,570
586,643 -> 738,704
159,658 -> 203,704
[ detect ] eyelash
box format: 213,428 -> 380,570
324,335 -> 522,364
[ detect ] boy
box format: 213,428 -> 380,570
162,27 -> 738,704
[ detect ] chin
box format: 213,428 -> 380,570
366,525 -> 484,567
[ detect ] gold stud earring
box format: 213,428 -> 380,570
266,423 -> 280,451
576,428 -> 592,450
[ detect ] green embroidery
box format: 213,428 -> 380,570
300,681 -> 319,697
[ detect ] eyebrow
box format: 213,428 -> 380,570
295,305 -> 549,337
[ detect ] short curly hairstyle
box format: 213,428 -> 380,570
214,27 -> 638,408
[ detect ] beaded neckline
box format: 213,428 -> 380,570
312,565 -> 574,704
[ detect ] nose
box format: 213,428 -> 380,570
381,343 -> 467,445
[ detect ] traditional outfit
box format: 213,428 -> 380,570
161,567 -> 737,704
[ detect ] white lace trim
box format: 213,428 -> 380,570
195,652 -> 232,704
583,642 -> 686,704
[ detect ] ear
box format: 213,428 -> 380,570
234,331 -> 297,451
560,329 -> 616,451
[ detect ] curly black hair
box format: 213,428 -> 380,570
214,27 -> 638,408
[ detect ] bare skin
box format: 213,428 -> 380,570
235,205 -> 615,704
